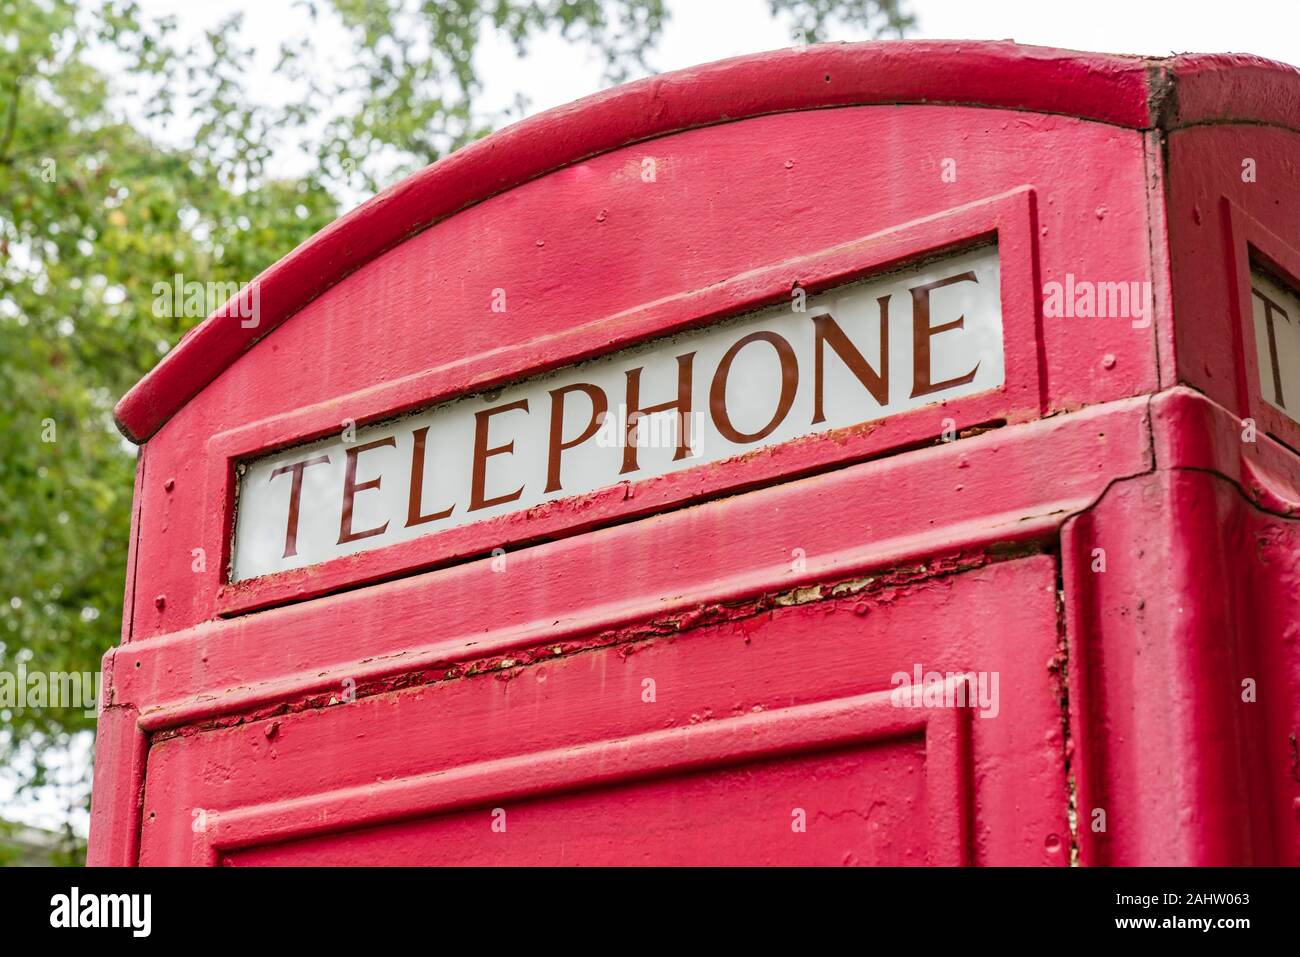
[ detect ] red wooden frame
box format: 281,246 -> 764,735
1224,197 -> 1300,453
208,187 -> 1041,615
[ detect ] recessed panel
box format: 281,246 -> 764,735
231,246 -> 1002,580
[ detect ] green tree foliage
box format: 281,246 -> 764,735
0,0 -> 911,861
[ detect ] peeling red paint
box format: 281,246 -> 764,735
152,546 -> 1027,743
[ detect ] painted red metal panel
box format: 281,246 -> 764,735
140,556 -> 1060,866
130,104 -> 1155,639
1063,387 -> 1300,866
90,42 -> 1300,866
85,658 -> 146,867
1164,53 -> 1300,131
1064,458 -> 1300,863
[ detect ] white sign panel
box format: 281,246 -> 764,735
231,246 -> 1003,580
1250,268 -> 1300,422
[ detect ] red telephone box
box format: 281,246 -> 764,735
90,41 -> 1300,866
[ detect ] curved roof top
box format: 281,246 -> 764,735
114,40 -> 1300,443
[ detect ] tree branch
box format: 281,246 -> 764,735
0,79 -> 21,165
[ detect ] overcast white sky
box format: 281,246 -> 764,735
6,0 -> 1300,839
488,0 -> 1300,112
